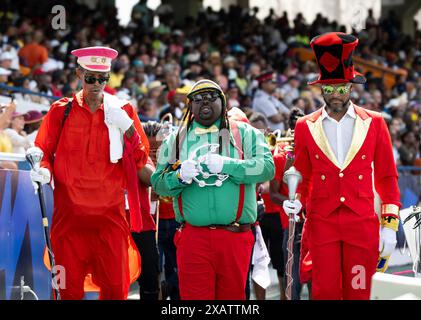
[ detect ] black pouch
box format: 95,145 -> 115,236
256,194 -> 265,222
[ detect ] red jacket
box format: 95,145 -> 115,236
294,104 -> 400,218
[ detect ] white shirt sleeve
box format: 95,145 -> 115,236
253,97 -> 279,118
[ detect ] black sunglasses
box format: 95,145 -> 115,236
84,75 -> 109,85
191,91 -> 220,103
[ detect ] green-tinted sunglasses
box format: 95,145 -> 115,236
321,84 -> 351,95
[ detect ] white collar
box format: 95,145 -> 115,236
321,102 -> 356,121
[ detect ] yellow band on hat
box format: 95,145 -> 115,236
187,79 -> 227,107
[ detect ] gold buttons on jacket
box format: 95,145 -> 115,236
358,175 -> 363,180
340,197 -> 345,202
361,155 -> 366,160
321,175 -> 326,180
339,173 -> 344,178
315,154 -> 319,159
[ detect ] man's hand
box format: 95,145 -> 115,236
379,227 -> 397,257
29,167 -> 51,193
105,107 -> 133,132
178,159 -> 199,184
282,199 -> 302,216
203,153 -> 227,174
257,181 -> 270,194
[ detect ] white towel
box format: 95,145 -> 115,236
103,92 -> 129,163
251,225 -> 272,289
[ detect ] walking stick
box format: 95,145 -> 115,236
26,147 -> 60,300
153,190 -> 160,243
283,166 -> 302,300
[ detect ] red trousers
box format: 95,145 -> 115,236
307,205 -> 379,300
52,224 -> 131,300
175,224 -> 254,300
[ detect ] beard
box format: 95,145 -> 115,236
325,98 -> 350,113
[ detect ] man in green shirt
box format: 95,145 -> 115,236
151,79 -> 274,300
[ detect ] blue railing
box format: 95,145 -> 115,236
0,84 -> 61,101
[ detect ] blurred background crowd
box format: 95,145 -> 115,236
0,0 -> 419,172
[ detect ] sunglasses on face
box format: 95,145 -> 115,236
191,91 -> 220,103
84,75 -> 110,85
321,84 -> 351,95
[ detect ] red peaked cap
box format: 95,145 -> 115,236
308,32 -> 366,85
256,71 -> 276,84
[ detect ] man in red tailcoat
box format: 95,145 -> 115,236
283,33 -> 401,300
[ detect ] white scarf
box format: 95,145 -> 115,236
103,92 -> 129,163
251,225 -> 272,289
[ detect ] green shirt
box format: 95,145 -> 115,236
151,120 -> 275,226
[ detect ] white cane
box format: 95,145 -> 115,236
155,199 -> 160,243
149,187 -> 160,243
283,166 -> 302,300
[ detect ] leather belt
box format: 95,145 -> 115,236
184,222 -> 252,233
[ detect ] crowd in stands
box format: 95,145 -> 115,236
0,0 -> 420,170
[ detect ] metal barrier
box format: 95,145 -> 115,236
0,168 -> 54,300
396,166 -> 421,249
0,84 -> 61,101
398,166 -> 421,208
0,84 -> 60,114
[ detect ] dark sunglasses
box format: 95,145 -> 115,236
191,91 -> 220,103
84,75 -> 109,85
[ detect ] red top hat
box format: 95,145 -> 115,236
308,32 -> 366,85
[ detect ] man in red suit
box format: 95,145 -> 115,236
31,46 -> 149,299
283,32 -> 401,300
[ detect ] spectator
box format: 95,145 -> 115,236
0,66 -> 11,85
131,0 -> 154,31
138,98 -> 159,122
279,76 -> 301,107
0,102 -> 18,169
0,51 -> 14,70
18,30 -> 48,72
4,111 -> 31,154
398,130 -> 419,166
226,80 -> 240,110
252,71 -> 289,131
23,110 -> 44,144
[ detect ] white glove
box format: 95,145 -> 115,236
30,167 -> 51,193
379,227 -> 397,257
179,159 -> 199,184
283,199 -> 302,216
203,153 -> 226,174
105,107 -> 133,132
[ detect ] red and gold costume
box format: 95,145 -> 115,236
294,104 -> 400,299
